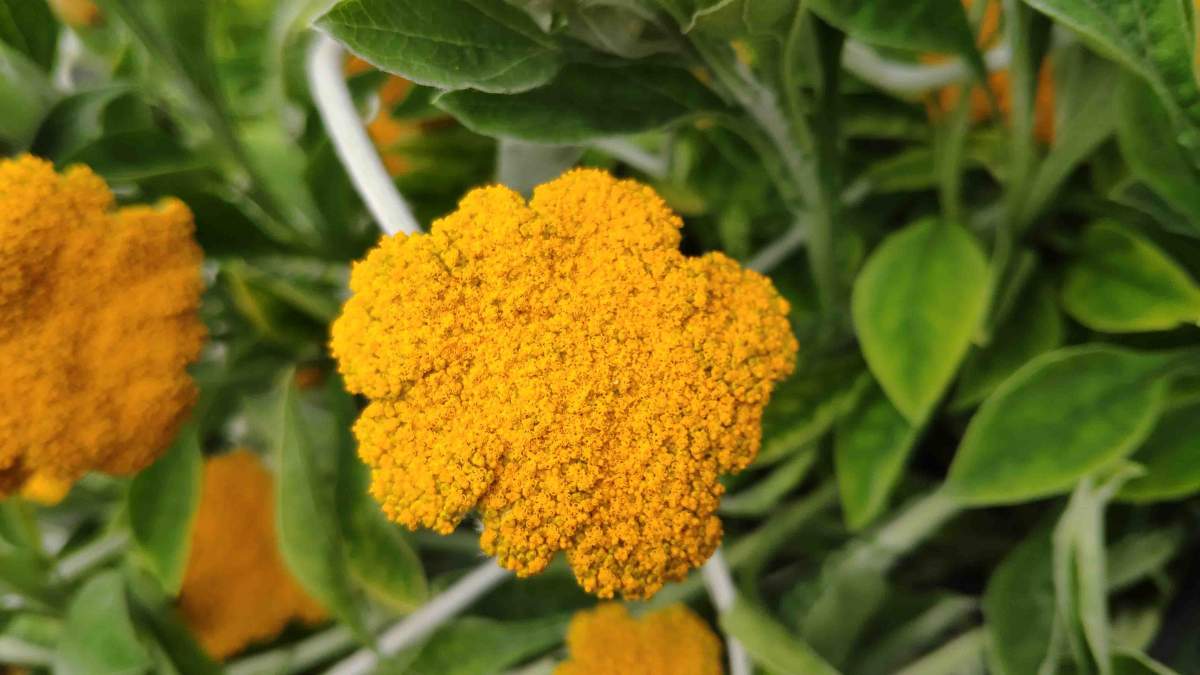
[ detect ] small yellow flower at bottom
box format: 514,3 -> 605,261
0,155 -> 205,496
556,604 -> 723,675
178,450 -> 326,660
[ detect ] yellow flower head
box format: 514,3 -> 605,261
332,169 -> 797,599
0,156 -> 205,495
556,603 -> 723,675
179,450 -> 326,660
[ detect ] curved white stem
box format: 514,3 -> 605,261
702,550 -> 751,675
842,41 -> 1012,97
324,560 -> 512,675
307,33 -> 420,236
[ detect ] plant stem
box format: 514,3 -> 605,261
54,531 -> 130,583
307,34 -> 420,236
893,628 -> 986,675
323,560 -> 512,675
0,637 -> 54,667
227,625 -> 360,675
701,550 -> 752,675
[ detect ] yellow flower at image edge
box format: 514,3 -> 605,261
0,156 -> 205,496
179,450 -> 326,660
332,169 -> 797,599
556,604 -> 723,675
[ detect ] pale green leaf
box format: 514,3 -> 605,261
852,217 -> 990,423
1062,221 -> 1200,332
947,346 -> 1169,506
1119,401 -> 1200,502
53,572 -> 152,675
722,599 -> 841,675
128,427 -> 203,595
834,379 -> 919,530
317,0 -> 563,94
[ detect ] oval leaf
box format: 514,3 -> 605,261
1063,221 -> 1200,333
983,526 -> 1057,675
273,376 -> 366,638
1118,402 -> 1200,503
128,426 -> 203,595
435,62 -> 725,143
721,599 -> 840,675
834,379 -> 920,530
947,346 -> 1169,506
53,571 -> 152,675
852,217 -> 990,423
316,0 -> 563,94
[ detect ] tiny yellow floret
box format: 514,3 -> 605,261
178,450 -> 326,660
332,169 -> 797,599
556,603 -> 723,675
48,0 -> 102,27
0,155 -> 205,495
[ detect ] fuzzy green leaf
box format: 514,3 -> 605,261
435,62 -> 724,143
1119,401 -> 1200,502
54,572 -> 152,675
852,217 -> 990,423
317,0 -> 563,94
984,526 -> 1057,675
947,346 -> 1169,506
722,599 -> 841,675
1063,221 -> 1200,332
834,379 -> 919,530
128,427 -> 203,595
0,0 -> 56,71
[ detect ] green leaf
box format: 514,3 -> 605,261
1023,0 -> 1200,170
757,353 -> 866,465
947,346 -> 1169,506
0,42 -> 53,150
127,426 -> 203,595
0,0 -> 57,71
1113,649 -> 1182,675
1119,401 -> 1200,502
404,615 -> 567,675
435,62 -> 724,143
983,526 -> 1058,675
53,572 -> 153,675
721,447 -> 817,517
1062,221 -> 1200,332
329,376 -> 428,613
721,599 -> 841,675
1116,75 -> 1200,228
852,217 -> 990,423
273,374 -> 367,638
834,379 -> 920,530
316,0 -> 563,94
806,0 -> 984,83
954,277 -> 1064,409
1053,470 -> 1138,675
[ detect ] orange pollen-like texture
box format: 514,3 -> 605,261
178,450 -> 327,660
331,169 -> 797,599
0,155 -> 205,495
555,603 -> 724,675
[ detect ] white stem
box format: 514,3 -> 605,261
702,550 -> 751,675
588,138 -> 669,179
0,637 -> 54,667
324,560 -> 512,675
842,40 -> 1012,98
747,218 -> 809,273
307,33 -> 420,236
54,531 -> 129,582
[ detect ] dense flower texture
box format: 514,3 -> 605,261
556,604 -> 723,675
179,451 -> 326,659
332,169 -> 797,599
0,156 -> 204,495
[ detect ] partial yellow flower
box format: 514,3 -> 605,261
0,156 -> 205,495
48,0 -> 102,27
178,450 -> 326,660
20,472 -> 72,506
556,603 -> 723,675
332,169 -> 797,599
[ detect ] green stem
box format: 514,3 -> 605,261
54,531 -> 130,583
226,625 -> 360,675
893,628 -> 986,675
